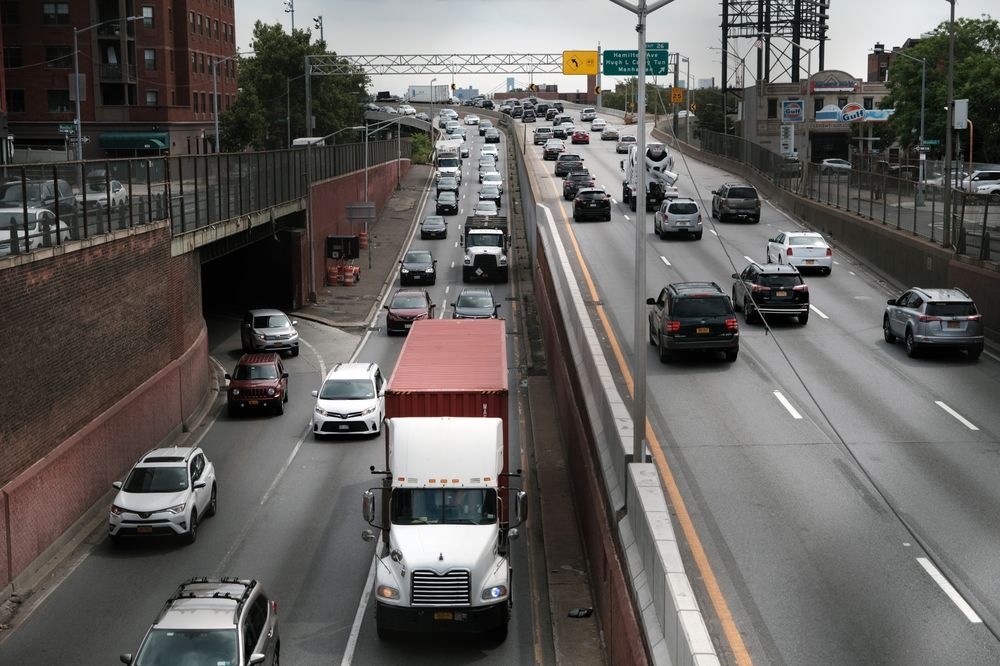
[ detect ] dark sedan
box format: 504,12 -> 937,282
399,249 -> 437,285
420,215 -> 447,240
484,128 -> 501,143
436,191 -> 459,215
479,185 -> 502,209
452,287 -> 501,319
555,154 -> 585,177
479,120 -> 494,136
436,176 -> 459,196
384,289 -> 435,335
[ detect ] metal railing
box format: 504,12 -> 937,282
696,130 -> 998,262
0,140 -> 408,259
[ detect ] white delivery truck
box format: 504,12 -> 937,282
434,139 -> 464,183
362,417 -> 526,641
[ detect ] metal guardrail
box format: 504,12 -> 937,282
0,140 -> 408,259
697,130 -> 998,262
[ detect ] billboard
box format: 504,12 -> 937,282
780,100 -> 804,123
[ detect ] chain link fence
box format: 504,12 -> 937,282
696,130 -> 998,262
0,140 -> 408,257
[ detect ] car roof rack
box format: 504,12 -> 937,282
159,577 -> 258,625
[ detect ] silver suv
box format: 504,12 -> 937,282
883,287 -> 984,359
241,309 -> 299,356
122,578 -> 279,666
654,197 -> 703,240
711,183 -> 761,223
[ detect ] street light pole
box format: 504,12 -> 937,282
213,52 -> 252,153
284,0 -> 295,31
942,0 -> 956,247
894,50 -> 927,205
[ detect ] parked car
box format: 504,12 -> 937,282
398,104 -> 417,116
76,172 -> 129,211
616,135 -> 636,153
563,170 -> 595,200
420,215 -> 448,240
961,170 -> 1000,193
384,288 -> 435,335
436,191 -> 459,215
711,182 -> 761,223
647,282 -> 739,362
240,309 -> 299,356
414,112 -> 430,121
555,153 -> 585,177
225,353 -> 289,417
654,198 -> 703,240
452,287 -> 501,319
601,127 -> 620,141
731,262 -> 809,324
766,231 -> 832,273
0,208 -> 70,256
0,178 -> 78,221
311,362 -> 385,437
121,578 -> 278,666
109,446 -> 217,544
819,158 -> 852,175
573,188 -> 612,222
399,249 -> 437,285
883,287 -> 983,359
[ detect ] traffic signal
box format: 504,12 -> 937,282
450,82 -> 456,91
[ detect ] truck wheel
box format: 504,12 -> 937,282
658,337 -> 671,363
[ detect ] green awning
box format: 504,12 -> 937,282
99,132 -> 168,150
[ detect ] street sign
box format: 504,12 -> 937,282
914,145 -> 931,153
58,124 -> 75,133
68,136 -> 90,144
562,50 -> 599,75
923,139 -> 940,145
603,43 -> 669,76
594,86 -> 602,95
671,87 -> 684,103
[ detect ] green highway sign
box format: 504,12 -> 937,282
922,139 -> 940,145
58,124 -> 75,133
603,43 -> 669,76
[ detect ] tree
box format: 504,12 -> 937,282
219,22 -> 370,151
691,88 -> 732,136
880,16 -> 1000,163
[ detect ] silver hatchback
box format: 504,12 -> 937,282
883,287 -> 984,359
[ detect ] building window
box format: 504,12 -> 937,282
197,14 -> 203,34
200,53 -> 205,73
767,98 -> 777,119
47,89 -> 71,113
0,1 -> 20,25
168,7 -> 173,30
190,11 -> 195,32
42,2 -> 69,25
144,48 -> 156,71
6,89 -> 25,113
45,46 -> 72,68
201,92 -> 207,113
837,97 -> 848,108
193,92 -> 199,113
171,90 -> 176,106
863,97 -> 874,110
3,46 -> 22,68
214,19 -> 219,38
191,52 -> 197,72
814,97 -> 824,116
142,6 -> 154,28
146,90 -> 158,106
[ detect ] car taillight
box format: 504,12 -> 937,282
271,600 -> 278,614
665,320 -> 681,333
698,214 -> 702,222
792,284 -> 808,292
967,314 -> 982,321
751,284 -> 770,293
725,318 -> 738,331
918,315 -> 940,322
786,247 -> 794,256
825,247 -> 832,256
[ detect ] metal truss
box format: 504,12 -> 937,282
722,0 -> 829,86
309,53 -> 565,76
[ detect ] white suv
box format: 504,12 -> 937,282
122,578 -> 279,666
109,447 -> 217,545
653,197 -> 703,240
311,362 -> 385,438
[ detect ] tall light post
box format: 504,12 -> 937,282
608,0 -> 678,466
313,16 -> 323,43
430,77 -> 437,107
942,0 -> 956,247
73,15 -> 141,160
893,50 -> 927,205
212,51 -> 251,153
283,0 -> 295,31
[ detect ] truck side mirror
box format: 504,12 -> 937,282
514,490 -> 528,525
362,490 -> 376,524
645,297 -> 655,305
887,298 -> 896,305
311,389 -> 319,397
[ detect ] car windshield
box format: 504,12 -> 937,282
85,182 -> 108,194
475,204 -> 497,214
758,274 -> 802,288
468,233 -> 503,247
438,158 -> 459,168
133,628 -> 239,666
484,175 -> 500,183
458,292 -> 494,308
422,217 -> 444,227
728,187 -> 758,199
570,173 -> 591,181
1,182 -> 42,204
233,364 -> 278,380
925,302 -> 977,316
481,188 -> 499,196
672,297 -> 731,317
252,315 -> 289,328
620,137 -> 636,143
789,235 -> 824,246
123,466 -> 188,493
578,191 -> 606,200
404,251 -> 431,263
391,488 -> 498,526
668,203 -> 699,214
319,379 -> 374,400
559,155 -> 581,162
390,295 -> 428,309
438,192 -> 456,202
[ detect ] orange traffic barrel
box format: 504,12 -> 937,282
326,263 -> 340,285
358,231 -> 369,249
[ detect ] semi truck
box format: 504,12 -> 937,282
406,84 -> 451,104
434,139 -> 464,182
460,216 -> 509,283
621,141 -> 679,212
361,319 -> 525,641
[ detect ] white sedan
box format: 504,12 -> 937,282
766,231 -> 832,274
481,171 -> 504,193
590,118 -> 607,132
464,114 -> 480,125
480,144 -> 499,160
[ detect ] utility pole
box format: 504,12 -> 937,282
284,0 -> 295,32
672,53 -> 680,137
313,16 -> 323,43
942,0 -> 956,248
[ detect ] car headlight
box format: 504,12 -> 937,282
481,585 -> 508,601
254,333 -> 265,340
499,256 -> 508,266
401,268 -> 410,274
377,585 -> 400,600
315,406 -> 328,416
463,257 -> 472,265
110,504 -> 125,516
425,268 -> 434,273
267,388 -> 276,396
361,405 -> 377,416
231,388 -> 241,396
165,503 -> 187,515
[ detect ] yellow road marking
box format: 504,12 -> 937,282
538,161 -> 752,666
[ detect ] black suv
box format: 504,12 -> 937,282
647,282 -> 739,362
573,188 -> 612,222
563,170 -> 595,200
711,183 -> 761,223
731,263 -> 809,324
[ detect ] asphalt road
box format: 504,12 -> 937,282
517,108 -> 1000,664
0,120 -> 540,665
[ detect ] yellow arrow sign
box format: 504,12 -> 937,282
563,50 -> 599,75
594,86 -> 602,95
671,87 -> 684,103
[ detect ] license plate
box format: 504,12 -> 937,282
247,400 -> 259,405
776,291 -> 787,297
137,526 -> 152,534
338,424 -> 350,430
803,259 -> 815,265
947,321 -> 960,329
434,611 -> 454,621
404,323 -> 412,329
677,221 -> 689,226
696,327 -> 709,334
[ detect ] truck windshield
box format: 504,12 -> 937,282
438,158 -> 460,168
468,233 -> 503,247
391,488 -> 498,526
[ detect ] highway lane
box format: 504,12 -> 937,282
516,108 -> 1000,663
0,118 -> 541,665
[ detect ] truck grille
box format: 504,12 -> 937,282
411,569 -> 471,606
473,254 -> 498,270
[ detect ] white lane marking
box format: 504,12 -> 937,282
833,260 -> 841,265
849,271 -> 856,276
660,256 -> 671,267
809,304 -> 829,319
341,555 -> 378,665
916,557 -> 983,623
710,229 -> 718,236
623,215 -> 630,220
935,401 -> 979,431
444,285 -> 450,294
454,241 -> 459,248
438,306 -> 446,319
611,198 -> 618,204
773,391 -> 803,419
743,255 -> 755,264
450,261 -> 455,269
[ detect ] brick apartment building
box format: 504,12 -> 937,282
1,0 -> 238,158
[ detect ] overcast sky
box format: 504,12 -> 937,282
235,1 -> 995,96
